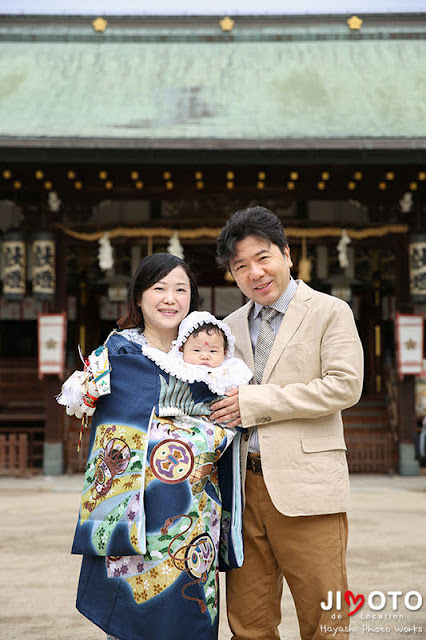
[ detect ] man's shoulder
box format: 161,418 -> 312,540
225,300 -> 252,325
296,280 -> 351,311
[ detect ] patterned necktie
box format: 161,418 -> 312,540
254,307 -> 279,383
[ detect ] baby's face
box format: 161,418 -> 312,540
182,330 -> 226,368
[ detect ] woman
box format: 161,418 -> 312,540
65,253 -> 243,640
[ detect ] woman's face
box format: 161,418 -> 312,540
139,266 -> 191,334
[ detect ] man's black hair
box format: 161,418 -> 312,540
216,206 -> 288,270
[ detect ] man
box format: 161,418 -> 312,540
210,206 -> 363,640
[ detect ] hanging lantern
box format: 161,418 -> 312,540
1,231 -> 26,299
107,274 -> 129,303
409,234 -> 426,301
32,232 -> 56,299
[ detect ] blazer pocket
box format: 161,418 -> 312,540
284,339 -> 319,380
301,435 -> 347,453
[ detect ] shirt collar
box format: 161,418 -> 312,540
252,276 -> 298,320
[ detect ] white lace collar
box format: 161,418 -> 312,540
141,343 -> 252,396
117,314 -> 253,395
117,328 -> 147,347
142,312 -> 252,395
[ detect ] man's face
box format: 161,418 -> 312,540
229,235 -> 293,306
182,330 -> 226,368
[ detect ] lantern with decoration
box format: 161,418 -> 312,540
32,232 -> 56,299
1,230 -> 26,299
409,234 -> 426,301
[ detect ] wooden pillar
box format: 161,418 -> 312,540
54,229 -> 67,312
42,227 -> 67,475
394,234 -> 418,475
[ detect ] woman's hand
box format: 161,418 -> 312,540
210,387 -> 241,427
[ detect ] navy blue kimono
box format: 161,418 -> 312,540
72,332 -> 243,640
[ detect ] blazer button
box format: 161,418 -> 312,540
244,433 -> 250,441
265,417 -> 271,422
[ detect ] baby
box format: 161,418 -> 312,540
142,311 -> 253,396
57,312 -> 252,421
180,321 -> 228,369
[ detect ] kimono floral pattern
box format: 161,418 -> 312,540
104,413 -> 232,622
76,370 -> 234,624
79,423 -> 147,554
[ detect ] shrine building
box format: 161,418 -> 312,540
0,6 -> 425,475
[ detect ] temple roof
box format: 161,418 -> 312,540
0,14 -> 425,148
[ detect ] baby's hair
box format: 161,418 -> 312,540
188,323 -> 228,352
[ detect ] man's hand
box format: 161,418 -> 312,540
210,387 -> 241,427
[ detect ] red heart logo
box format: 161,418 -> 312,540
345,590 -> 365,616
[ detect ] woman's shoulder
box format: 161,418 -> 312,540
105,328 -> 146,355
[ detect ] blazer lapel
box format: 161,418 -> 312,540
262,282 -> 311,382
235,301 -> 255,372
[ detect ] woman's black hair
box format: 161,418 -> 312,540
118,253 -> 200,330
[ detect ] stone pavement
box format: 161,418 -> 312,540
1,473 -> 426,640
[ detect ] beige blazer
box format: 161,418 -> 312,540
225,280 -> 364,517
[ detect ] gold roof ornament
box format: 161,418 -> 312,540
298,238 -> 312,283
224,270 -> 235,283
92,17 -> 108,33
219,16 -> 235,32
347,15 -> 363,30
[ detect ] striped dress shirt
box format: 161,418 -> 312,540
247,276 -> 298,453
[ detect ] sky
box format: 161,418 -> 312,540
0,0 -> 425,14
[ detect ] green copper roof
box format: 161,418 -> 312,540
0,20 -> 425,146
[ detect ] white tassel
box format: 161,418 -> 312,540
56,370 -> 89,408
98,232 -> 114,271
337,229 -> 351,269
167,232 -> 184,260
